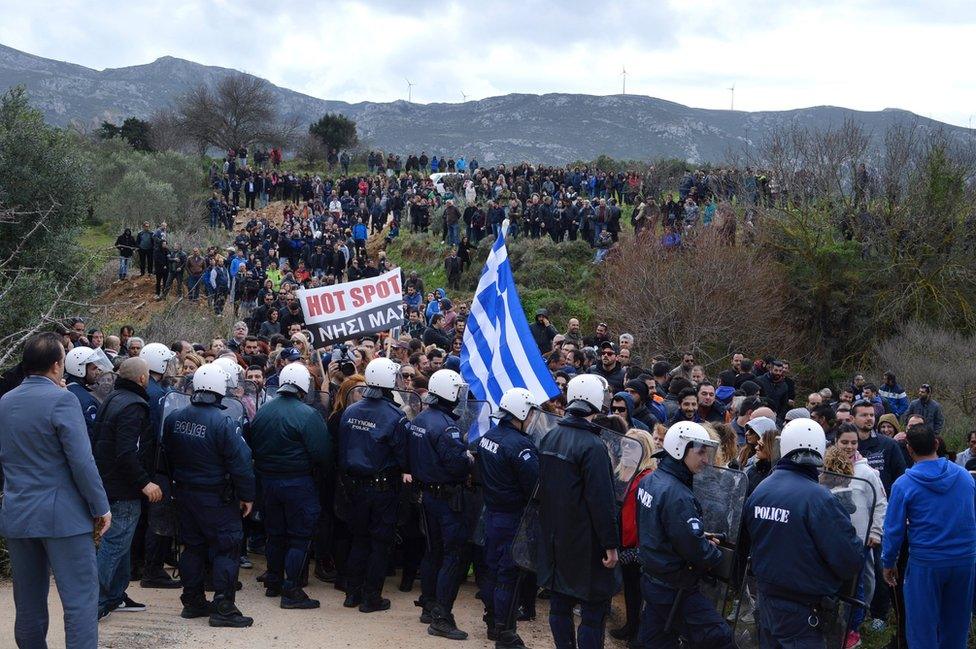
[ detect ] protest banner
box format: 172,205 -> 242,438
297,269 -> 404,348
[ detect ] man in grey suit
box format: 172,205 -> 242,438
0,332 -> 111,649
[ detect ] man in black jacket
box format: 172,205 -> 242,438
538,374 -> 619,649
529,309 -> 558,355
93,358 -> 163,619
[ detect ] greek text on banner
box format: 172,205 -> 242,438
296,269 -> 404,347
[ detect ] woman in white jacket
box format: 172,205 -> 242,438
824,425 -> 888,648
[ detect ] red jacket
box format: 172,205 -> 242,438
621,468 -> 653,548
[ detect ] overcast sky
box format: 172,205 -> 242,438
2,0 -> 973,127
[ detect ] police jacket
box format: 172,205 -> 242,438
537,414 -> 620,602
92,378 -> 154,501
67,377 -> 99,441
337,393 -> 409,477
249,392 -> 332,478
146,377 -> 169,440
745,462 -> 863,599
476,419 -> 538,512
408,404 -> 471,485
162,401 -> 255,502
637,455 -> 723,586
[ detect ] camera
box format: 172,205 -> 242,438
331,344 -> 357,377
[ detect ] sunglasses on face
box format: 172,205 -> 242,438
609,406 -> 627,414
601,350 -> 615,356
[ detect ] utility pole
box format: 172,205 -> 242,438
461,91 -> 468,102
728,83 -> 735,111
406,79 -> 414,103
622,66 -> 627,95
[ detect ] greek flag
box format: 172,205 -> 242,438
460,220 -> 561,440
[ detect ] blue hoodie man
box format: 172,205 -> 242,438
882,425 -> 976,649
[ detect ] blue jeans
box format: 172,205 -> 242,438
447,223 -> 460,246
850,546 -> 872,631
187,273 -> 203,300
96,499 -> 142,613
118,256 -> 130,279
549,592 -> 610,649
262,476 -> 320,591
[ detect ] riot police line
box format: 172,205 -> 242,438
87,347 -> 878,648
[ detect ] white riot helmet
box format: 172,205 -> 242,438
565,374 -> 607,415
428,369 -> 467,404
140,342 -> 176,375
192,365 -> 228,397
212,357 -> 242,389
498,388 -> 537,422
365,357 -> 400,389
779,417 -> 826,466
278,362 -> 312,396
662,421 -> 718,460
65,346 -> 102,379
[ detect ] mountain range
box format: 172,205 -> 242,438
0,42 -> 969,164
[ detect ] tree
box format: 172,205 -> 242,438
309,113 -> 358,153
98,117 -> 153,151
174,73 -> 298,152
0,87 -> 97,367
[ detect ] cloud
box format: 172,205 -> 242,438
0,0 -> 972,127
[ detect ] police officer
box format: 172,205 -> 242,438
163,365 -> 256,628
537,374 -> 619,649
477,388 -> 540,649
745,417 -> 863,648
64,346 -> 106,440
249,363 -> 331,609
409,369 -> 473,641
139,341 -> 182,589
337,357 -> 410,613
636,420 -> 734,648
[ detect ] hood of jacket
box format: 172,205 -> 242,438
906,457 -> 964,495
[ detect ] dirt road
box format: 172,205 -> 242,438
0,558 -> 575,648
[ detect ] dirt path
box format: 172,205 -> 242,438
0,557 -> 571,648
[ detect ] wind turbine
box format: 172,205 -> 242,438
406,78 -> 414,103
728,83 -> 735,111
621,66 -> 627,95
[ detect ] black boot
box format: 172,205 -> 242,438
141,568 -> 181,589
208,594 -> 253,628
495,624 -> 527,649
609,623 -> 635,640
264,584 -> 282,598
343,587 -> 362,608
398,570 -> 415,592
428,603 -> 468,641
281,587 -> 320,610
484,610 -> 497,641
415,597 -> 433,624
358,593 -> 391,613
180,592 -> 211,619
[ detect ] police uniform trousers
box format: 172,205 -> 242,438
637,575 -> 733,649
420,491 -> 470,613
756,591 -> 826,649
175,486 -> 243,599
482,509 -> 521,623
345,482 -> 398,599
262,475 -> 320,591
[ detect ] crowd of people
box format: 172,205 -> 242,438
2,149 -> 972,649
0,268 -> 973,649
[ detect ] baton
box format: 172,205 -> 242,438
664,588 -> 686,634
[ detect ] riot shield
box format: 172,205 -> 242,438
731,469 -> 878,649
692,465 -> 749,618
457,399 -> 490,443
512,409 -> 646,572
161,391 -> 191,439
349,386 -> 423,420
91,372 -> 117,402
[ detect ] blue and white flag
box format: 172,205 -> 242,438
460,221 -> 561,441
